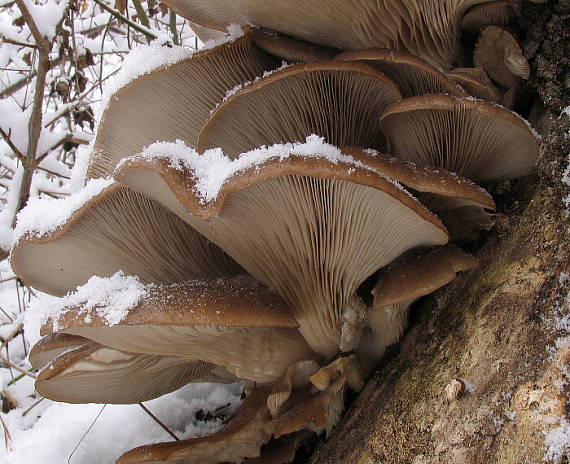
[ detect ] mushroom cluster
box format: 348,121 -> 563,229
12,3 -> 540,463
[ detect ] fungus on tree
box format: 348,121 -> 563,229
197,61 -> 401,156
160,0 -> 499,69
87,28 -> 280,179
380,94 -> 539,183
335,48 -> 467,98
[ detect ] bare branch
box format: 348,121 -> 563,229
0,127 -> 26,162
0,36 -> 39,49
15,0 -> 48,47
92,0 -> 158,41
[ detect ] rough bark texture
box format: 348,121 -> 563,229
308,2 -> 570,463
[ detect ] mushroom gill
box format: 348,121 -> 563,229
197,61 -> 401,157
380,94 -> 539,182
160,0 -> 497,69
116,145 -> 450,356
11,183 -> 241,296
87,28 -> 280,179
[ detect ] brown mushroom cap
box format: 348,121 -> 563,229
11,183 -> 241,296
28,333 -> 90,369
380,94 -> 539,183
372,245 -> 478,308
198,61 -> 401,157
445,68 -> 502,103
116,385 -> 273,463
461,1 -> 515,34
335,48 -> 467,98
40,276 -> 317,383
115,147 -> 449,356
87,29 -> 279,179
36,342 -> 213,404
250,29 -> 338,64
161,0 -> 494,70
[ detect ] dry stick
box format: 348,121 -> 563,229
67,404 -> 107,464
0,37 -> 39,49
0,56 -> 63,100
21,397 -> 45,417
0,276 -> 17,284
0,353 -> 36,379
0,322 -> 23,353
138,403 -> 180,441
0,127 -> 26,163
92,0 -> 157,41
0,414 -> 13,452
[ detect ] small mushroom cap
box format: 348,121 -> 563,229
36,342 -> 213,404
28,333 -> 90,369
198,61 -> 401,157
474,26 -> 530,104
87,30 -> 279,179
250,29 -> 338,63
461,1 -> 515,34
11,183 -> 241,296
372,245 -> 478,308
380,94 -> 539,183
335,48 -> 467,98
116,149 -> 449,356
445,68 -> 502,103
116,385 -> 273,463
161,0 -> 492,69
41,277 -> 317,383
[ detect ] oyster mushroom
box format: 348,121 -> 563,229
36,342 -> 214,404
335,48 -> 467,98
11,183 -> 241,296
115,141 -> 452,356
197,61 -> 401,156
461,1 -> 515,34
445,67 -> 502,103
87,28 -> 280,179
380,94 -> 539,183
28,333 -> 90,369
473,26 -> 530,108
39,276 -> 317,384
161,0 -> 497,69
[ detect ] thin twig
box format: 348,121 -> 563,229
138,403 -> 180,441
0,414 -> 13,452
0,127 -> 26,162
21,397 -> 45,417
0,37 -> 38,49
0,322 -> 23,354
92,0 -> 158,41
67,405 -> 107,463
0,353 -> 36,379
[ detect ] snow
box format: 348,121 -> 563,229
125,134 -> 413,204
1,382 -> 243,464
21,0 -> 69,42
562,106 -> 570,216
29,271 -> 150,334
12,177 -> 112,244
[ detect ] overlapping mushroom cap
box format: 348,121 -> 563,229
161,0 -> 497,70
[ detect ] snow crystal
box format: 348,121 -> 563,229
124,135 -> 414,204
12,177 -> 112,244
201,23 -> 244,50
28,271 -> 149,333
544,418 -> 570,463
21,0 -> 69,42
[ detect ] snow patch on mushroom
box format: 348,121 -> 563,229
30,271 -> 150,333
123,135 -> 415,203
12,177 -> 113,245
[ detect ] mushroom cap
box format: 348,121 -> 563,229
36,342 -> 213,404
335,48 -> 467,98
250,29 -> 338,64
87,29 -> 279,179
116,385 -> 273,463
41,276 -> 317,383
197,61 -> 401,157
28,333 -> 90,369
461,1 -> 515,34
445,68 -> 502,103
379,94 -> 539,182
474,26 -> 530,90
11,183 -> 241,296
161,0 -> 494,69
115,144 -> 449,356
372,245 -> 478,308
